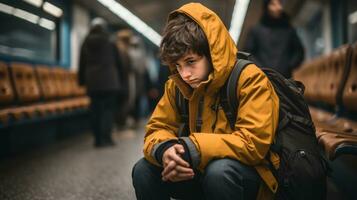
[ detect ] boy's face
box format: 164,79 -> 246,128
175,51 -> 212,89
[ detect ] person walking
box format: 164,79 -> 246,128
79,18 -> 123,147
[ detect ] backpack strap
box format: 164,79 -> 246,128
175,86 -> 190,137
220,53 -> 253,130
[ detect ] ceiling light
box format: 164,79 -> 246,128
229,0 -> 251,44
0,2 -> 14,15
349,10 -> 357,24
13,8 -> 39,24
38,17 -> 55,30
23,0 -> 43,8
97,0 -> 161,47
43,2 -> 63,17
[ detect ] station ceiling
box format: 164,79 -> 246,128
74,0 -> 307,47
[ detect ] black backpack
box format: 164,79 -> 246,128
175,52 -> 327,200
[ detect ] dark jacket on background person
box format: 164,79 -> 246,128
244,10 -> 304,78
79,26 -> 122,94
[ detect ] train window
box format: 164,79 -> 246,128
0,1 -> 61,63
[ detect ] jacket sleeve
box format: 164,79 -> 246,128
187,65 -> 280,171
143,80 -> 181,165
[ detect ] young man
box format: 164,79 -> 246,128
132,3 -> 279,200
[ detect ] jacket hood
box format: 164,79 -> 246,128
168,3 -> 238,96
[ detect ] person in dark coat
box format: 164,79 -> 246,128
244,0 -> 304,78
78,18 -> 123,147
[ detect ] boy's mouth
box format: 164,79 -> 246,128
187,82 -> 198,87
187,81 -> 200,88
186,79 -> 198,84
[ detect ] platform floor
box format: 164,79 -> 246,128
0,122 -> 145,200
0,119 -> 355,200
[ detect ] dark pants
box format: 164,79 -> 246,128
132,158 -> 261,200
89,93 -> 117,145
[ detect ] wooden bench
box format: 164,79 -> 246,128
294,44 -> 357,160
0,61 -> 90,128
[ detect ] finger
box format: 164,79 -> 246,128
163,160 -> 169,168
167,172 -> 195,182
165,169 -> 178,180
168,153 -> 190,168
163,157 -> 171,168
174,144 -> 185,154
162,146 -> 180,167
174,165 -> 194,174
163,167 -> 194,182
162,168 -> 178,182
162,149 -> 176,168
161,160 -> 176,177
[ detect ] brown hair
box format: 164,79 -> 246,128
159,14 -> 211,65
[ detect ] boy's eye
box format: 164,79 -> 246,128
187,60 -> 195,64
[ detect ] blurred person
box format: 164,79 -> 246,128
244,0 -> 304,78
115,30 -> 148,127
127,36 -> 148,124
144,51 -> 163,113
79,18 -> 123,147
115,29 -> 133,129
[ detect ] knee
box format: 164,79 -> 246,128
202,159 -> 260,198
132,158 -> 150,186
132,158 -> 160,188
202,159 -> 235,187
203,159 -> 258,187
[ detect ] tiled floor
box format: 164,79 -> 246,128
0,123 -> 145,200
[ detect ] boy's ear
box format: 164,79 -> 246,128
168,64 -> 178,74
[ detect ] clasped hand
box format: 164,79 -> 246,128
161,144 -> 195,182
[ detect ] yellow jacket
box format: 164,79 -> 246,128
143,3 -> 280,199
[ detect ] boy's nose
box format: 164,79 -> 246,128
181,69 -> 192,79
